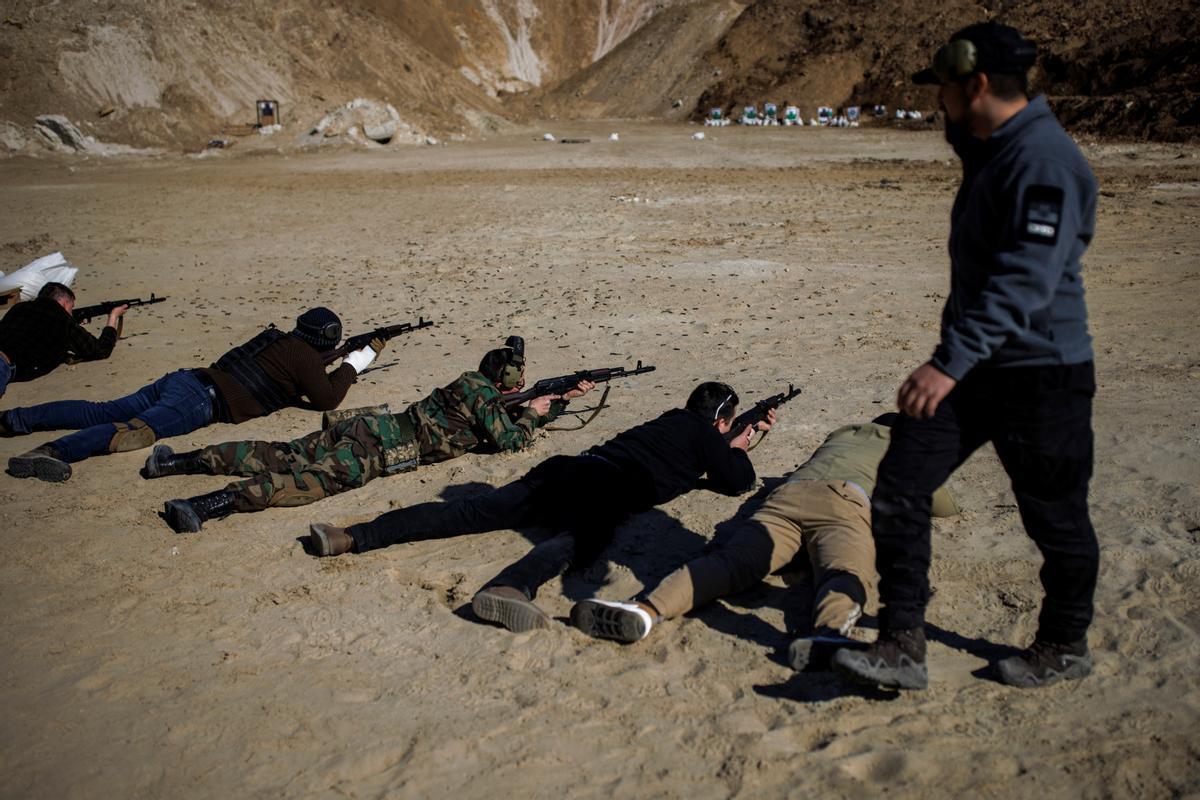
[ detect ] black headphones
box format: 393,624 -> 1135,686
933,39 -> 979,82
294,308 -> 343,349
317,319 -> 342,343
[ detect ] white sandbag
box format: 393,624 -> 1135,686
0,252 -> 79,299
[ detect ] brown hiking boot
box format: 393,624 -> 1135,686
472,585 -> 552,633
996,638 -> 1093,688
8,445 -> 71,482
832,627 -> 928,690
309,523 -> 355,557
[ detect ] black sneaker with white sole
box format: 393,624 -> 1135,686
570,599 -> 654,643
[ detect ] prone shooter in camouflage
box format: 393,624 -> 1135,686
146,339 -> 595,533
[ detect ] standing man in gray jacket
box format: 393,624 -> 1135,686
834,22 -> 1100,691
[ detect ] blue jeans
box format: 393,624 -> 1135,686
5,369 -> 215,462
0,356 -> 11,399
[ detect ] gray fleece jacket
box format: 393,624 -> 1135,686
931,95 -> 1097,380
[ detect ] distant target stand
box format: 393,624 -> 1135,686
256,100 -> 281,127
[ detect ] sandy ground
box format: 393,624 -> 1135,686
1,122 -> 1198,798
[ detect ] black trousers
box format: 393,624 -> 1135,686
349,454 -> 650,599
872,362 -> 1098,644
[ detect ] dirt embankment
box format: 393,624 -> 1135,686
0,0 -> 1196,150
510,0 -> 748,122
682,0 -> 1200,141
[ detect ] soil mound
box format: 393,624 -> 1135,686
677,0 -> 1199,141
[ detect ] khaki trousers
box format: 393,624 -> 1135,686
645,480 -> 876,635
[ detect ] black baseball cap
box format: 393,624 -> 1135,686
912,22 -> 1037,85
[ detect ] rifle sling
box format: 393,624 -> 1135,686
545,384 -> 611,432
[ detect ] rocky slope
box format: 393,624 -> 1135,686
0,0 -> 685,152
0,0 -> 1195,152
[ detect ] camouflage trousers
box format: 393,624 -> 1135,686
198,415 -> 409,512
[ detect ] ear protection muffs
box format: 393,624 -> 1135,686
313,319 -> 340,343
933,39 -> 978,82
499,334 -> 525,389
294,307 -> 343,351
499,352 -> 524,390
932,36 -> 1037,83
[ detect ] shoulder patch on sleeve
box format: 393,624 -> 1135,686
1020,184 -> 1064,244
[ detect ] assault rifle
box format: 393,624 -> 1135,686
724,383 -> 801,448
322,317 -> 434,365
501,361 -> 656,429
72,293 -> 167,323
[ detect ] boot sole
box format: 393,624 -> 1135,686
570,600 -> 648,643
141,444 -> 174,480
472,590 -> 551,633
8,453 -> 71,482
163,499 -> 203,533
309,524 -> 350,557
832,648 -> 928,690
788,636 -> 860,672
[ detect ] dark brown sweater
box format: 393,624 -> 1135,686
200,334 -> 355,423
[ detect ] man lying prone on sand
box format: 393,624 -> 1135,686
570,415 -> 958,674
144,337 -> 593,532
307,381 -> 775,634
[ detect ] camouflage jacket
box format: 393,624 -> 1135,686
404,370 -> 566,464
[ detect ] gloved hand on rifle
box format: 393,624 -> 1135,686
343,336 -> 387,375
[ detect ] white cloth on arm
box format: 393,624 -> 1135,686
343,345 -> 377,374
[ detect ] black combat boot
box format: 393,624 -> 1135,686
832,627 -> 928,690
996,638 -> 1092,688
142,444 -> 208,479
8,445 -> 71,482
163,490 -> 237,533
